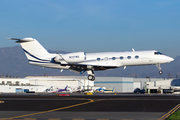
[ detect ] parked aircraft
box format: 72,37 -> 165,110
95,87 -> 115,93
57,86 -> 68,92
45,86 -> 71,93
9,37 -> 174,81
44,86 -> 56,93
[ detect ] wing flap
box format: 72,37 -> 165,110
69,65 -> 86,74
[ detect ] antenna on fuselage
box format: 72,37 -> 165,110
132,48 -> 135,52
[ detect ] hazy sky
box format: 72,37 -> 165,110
1,0 -> 180,57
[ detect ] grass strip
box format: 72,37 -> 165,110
167,109 -> 180,120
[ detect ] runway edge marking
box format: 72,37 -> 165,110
8,99 -> 104,119
158,103 -> 180,120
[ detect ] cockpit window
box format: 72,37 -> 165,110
154,52 -> 163,55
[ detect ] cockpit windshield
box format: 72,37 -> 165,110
154,52 -> 163,55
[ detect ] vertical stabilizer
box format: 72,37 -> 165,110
9,37 -> 51,62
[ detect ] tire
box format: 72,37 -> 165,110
92,76 -> 95,81
88,75 -> 95,81
88,75 -> 93,80
159,70 -> 163,74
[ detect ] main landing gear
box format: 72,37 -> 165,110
156,64 -> 163,74
88,75 -> 95,81
87,70 -> 95,81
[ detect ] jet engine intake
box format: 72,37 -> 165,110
61,52 -> 86,63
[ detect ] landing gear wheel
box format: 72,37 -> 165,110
88,75 -> 95,81
159,70 -> 163,74
156,64 -> 163,75
92,76 -> 95,81
88,75 -> 93,80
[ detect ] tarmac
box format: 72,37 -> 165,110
0,93 -> 180,120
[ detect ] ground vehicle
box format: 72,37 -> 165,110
134,88 -> 145,94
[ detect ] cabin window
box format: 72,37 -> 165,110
127,56 -> 131,59
112,57 -> 116,60
104,57 -> 108,61
135,55 -> 139,59
120,56 -> 124,60
97,58 -> 101,61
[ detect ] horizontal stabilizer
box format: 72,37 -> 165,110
8,37 -> 35,43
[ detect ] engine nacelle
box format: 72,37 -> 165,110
61,52 -> 86,63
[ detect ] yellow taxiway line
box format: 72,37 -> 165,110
158,104 -> 180,120
9,99 -> 103,119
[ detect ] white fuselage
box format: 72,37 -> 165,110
28,50 -> 174,71
9,37 -> 174,80
82,50 -> 173,67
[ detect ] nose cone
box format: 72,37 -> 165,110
167,57 -> 174,62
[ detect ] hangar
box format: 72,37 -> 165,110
94,77 -> 172,92
0,76 -> 93,93
0,76 -> 173,93
146,78 -> 180,94
27,76 -> 171,93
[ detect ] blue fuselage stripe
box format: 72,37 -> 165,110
94,81 -> 133,83
23,48 -> 50,61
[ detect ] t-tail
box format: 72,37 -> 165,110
65,86 -> 68,90
112,87 -> 115,92
8,37 -> 53,65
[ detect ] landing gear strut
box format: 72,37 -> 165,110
156,64 -> 163,74
87,70 -> 95,81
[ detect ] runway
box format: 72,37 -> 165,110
0,93 -> 180,120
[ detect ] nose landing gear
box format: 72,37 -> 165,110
156,64 -> 163,74
159,70 -> 163,74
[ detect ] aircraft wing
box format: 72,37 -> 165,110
78,61 -> 122,67
69,65 -> 86,74
68,63 -> 117,74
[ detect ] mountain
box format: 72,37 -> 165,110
0,46 -> 74,77
0,46 -> 179,78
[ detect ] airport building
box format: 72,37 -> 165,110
0,76 -> 94,93
0,77 -> 46,92
0,76 -> 175,93
146,79 -> 180,94
27,76 -> 94,92
94,77 -> 173,92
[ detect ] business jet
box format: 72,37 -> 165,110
57,86 -> 68,92
95,87 -> 115,93
9,37 -> 174,81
